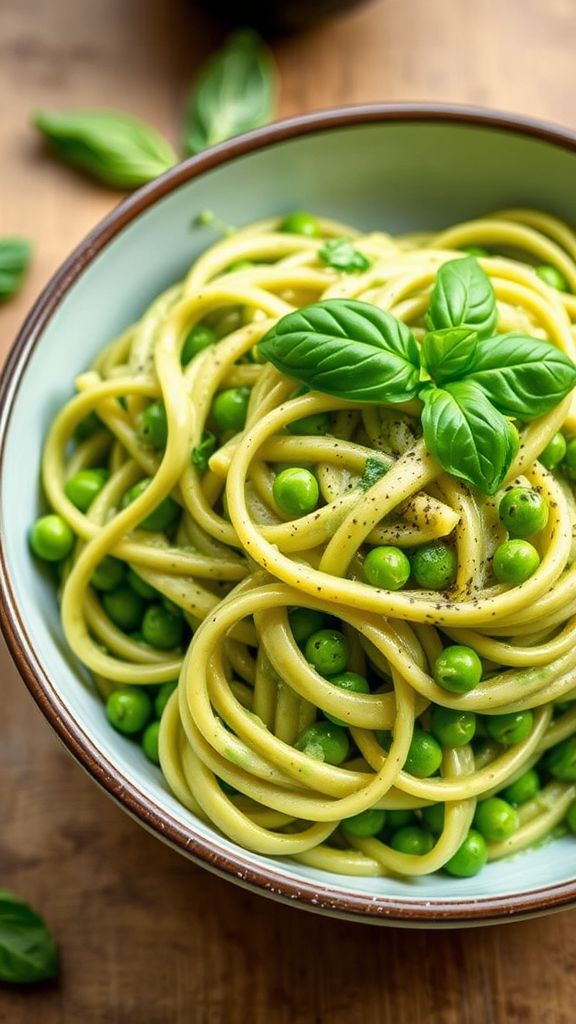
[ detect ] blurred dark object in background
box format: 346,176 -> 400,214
200,0 -> 371,34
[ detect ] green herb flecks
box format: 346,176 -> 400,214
192,431 -> 217,474
359,456 -> 390,491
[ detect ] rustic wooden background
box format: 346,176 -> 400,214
2,0 -> 576,1020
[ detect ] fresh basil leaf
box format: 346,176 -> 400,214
191,430 -> 217,473
259,299 -> 421,403
184,30 -> 277,156
33,110 -> 178,188
318,239 -> 371,274
0,891 -> 58,983
0,239 -> 31,301
421,380 -> 519,494
426,256 -> 497,339
466,333 -> 576,418
359,455 -> 390,491
421,327 -> 478,384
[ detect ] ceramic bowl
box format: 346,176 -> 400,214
2,105 -> 576,927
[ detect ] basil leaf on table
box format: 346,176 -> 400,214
33,110 -> 178,188
184,30 -> 277,156
426,256 -> 497,339
259,299 -> 421,403
319,239 -> 371,273
421,327 -> 478,384
0,891 -> 58,983
0,239 -> 32,301
421,380 -> 519,494
466,333 -> 576,418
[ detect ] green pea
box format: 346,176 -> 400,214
273,467 -> 319,518
539,432 -> 566,471
102,585 -> 145,632
64,468 -> 108,512
404,728 -> 443,778
162,596 -> 183,619
106,686 -> 152,735
433,645 -> 482,694
29,514 -> 75,562
492,539 -> 540,584
212,387 -> 250,433
280,211 -> 320,237
289,412 -> 331,436
137,401 -> 168,449
564,438 -> 576,481
91,556 -> 126,592
567,799 -> 576,835
536,264 -> 569,292
127,569 -> 157,600
142,604 -> 184,650
305,629 -> 350,676
390,825 -> 434,856
501,768 -> 541,807
342,808 -> 386,838
430,706 -> 477,747
141,720 -> 161,764
295,721 -> 350,765
73,411 -> 101,442
155,680 -> 178,719
485,710 -> 534,745
324,671 -> 370,726
411,542 -> 457,590
463,245 -> 490,257
181,324 -> 216,367
421,803 -> 445,834
444,830 -> 487,877
363,546 -> 411,590
385,809 -> 416,831
499,487 -> 549,538
226,259 -> 254,272
474,797 -> 519,841
122,478 -> 180,532
288,608 -> 326,647
545,737 -> 576,781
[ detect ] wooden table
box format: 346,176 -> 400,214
2,1 -> 576,1020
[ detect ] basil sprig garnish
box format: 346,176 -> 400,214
0,239 -> 31,302
33,110 -> 178,188
319,239 -> 371,273
259,256 -> 576,494
0,890 -> 58,983
184,30 -> 277,156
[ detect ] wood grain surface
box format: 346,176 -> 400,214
2,0 -> 576,1020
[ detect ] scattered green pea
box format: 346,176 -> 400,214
545,737 -> 576,781
539,432 -> 566,471
404,728 -> 443,778
390,825 -> 434,856
64,468 -> 108,512
342,808 -> 386,838
91,556 -> 126,592
421,803 -> 445,834
474,797 -> 519,842
485,710 -> 534,745
212,387 -> 250,432
273,467 -> 319,518
102,585 -> 145,632
324,671 -> 370,726
106,686 -> 152,735
564,438 -> 576,481
411,542 -> 457,590
430,707 -> 477,747
288,608 -> 326,647
181,324 -> 216,366
141,720 -> 161,764
502,768 -> 541,807
536,264 -> 569,292
295,721 -> 350,765
137,401 -> 168,449
280,211 -> 321,237
289,412 -> 331,435
155,681 -> 178,719
444,830 -> 487,877
305,629 -> 350,676
463,245 -> 490,257
492,539 -> 540,584
226,259 -> 254,272
363,545 -> 411,590
385,809 -> 416,831
142,604 -> 184,650
499,487 -> 548,538
433,645 -> 483,694
122,478 -> 180,532
73,411 -> 101,442
29,514 -> 75,562
127,569 -> 157,600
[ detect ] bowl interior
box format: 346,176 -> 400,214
4,115 -> 576,917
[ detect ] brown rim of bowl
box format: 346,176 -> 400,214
2,102 -> 576,927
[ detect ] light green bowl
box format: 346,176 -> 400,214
2,105 -> 576,926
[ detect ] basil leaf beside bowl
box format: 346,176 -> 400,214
0,891 -> 58,984
184,30 -> 277,156
0,239 -> 32,301
426,256 -> 497,340
259,299 -> 421,403
421,379 -> 519,495
465,333 -> 576,418
33,110 -> 178,188
421,326 -> 478,384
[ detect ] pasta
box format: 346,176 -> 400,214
33,208 -> 576,879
